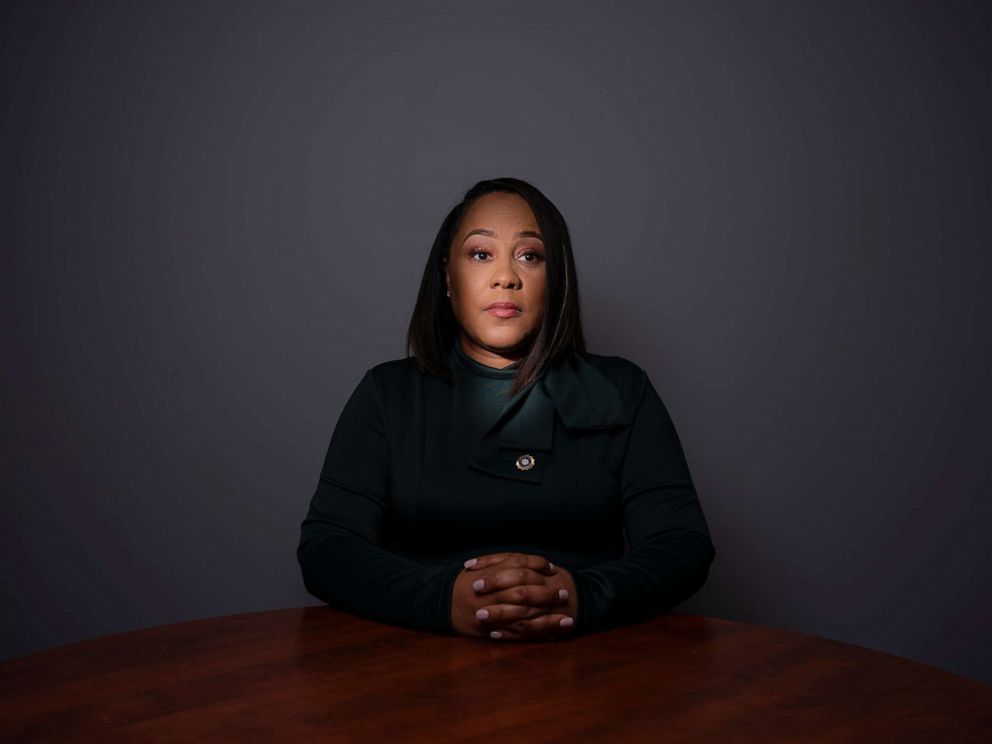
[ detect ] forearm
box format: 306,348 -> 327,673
571,369 -> 716,633
573,530 -> 715,633
299,370 -> 465,634
298,523 -> 462,634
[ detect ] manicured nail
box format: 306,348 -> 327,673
475,609 -> 489,620
560,617 -> 574,628
473,579 -> 484,591
558,589 -> 569,600
490,631 -> 503,639
464,558 -> 478,568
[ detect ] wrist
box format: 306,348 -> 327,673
450,568 -> 483,638
557,566 -> 580,622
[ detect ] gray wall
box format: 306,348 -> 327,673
3,1 -> 990,684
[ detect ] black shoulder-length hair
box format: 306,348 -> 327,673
407,177 -> 585,396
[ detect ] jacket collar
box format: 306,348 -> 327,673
453,350 -> 631,484
543,354 -> 631,431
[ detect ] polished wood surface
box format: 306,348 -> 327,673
1,607 -> 989,742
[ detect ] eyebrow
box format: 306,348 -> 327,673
462,228 -> 544,243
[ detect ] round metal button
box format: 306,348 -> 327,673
515,454 -> 535,471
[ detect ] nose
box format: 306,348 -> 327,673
490,253 -> 521,289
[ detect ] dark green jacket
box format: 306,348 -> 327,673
298,347 -> 715,634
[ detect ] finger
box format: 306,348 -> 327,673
506,613 -> 576,640
474,567 -> 550,595
475,603 -> 548,625
505,554 -> 558,576
463,553 -> 558,575
493,566 -> 554,591
486,628 -> 520,641
463,553 -> 512,570
487,614 -> 575,643
487,584 -> 569,609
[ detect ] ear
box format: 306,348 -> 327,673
442,256 -> 450,291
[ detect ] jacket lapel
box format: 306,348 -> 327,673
543,355 -> 632,430
468,354 -> 632,484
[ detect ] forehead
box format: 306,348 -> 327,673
458,192 -> 538,233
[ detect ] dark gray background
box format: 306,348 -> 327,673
2,1 -> 990,684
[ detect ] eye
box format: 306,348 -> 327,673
468,248 -> 492,262
519,250 -> 544,264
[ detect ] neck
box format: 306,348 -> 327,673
457,336 -> 524,370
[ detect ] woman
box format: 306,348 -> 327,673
298,177 -> 715,642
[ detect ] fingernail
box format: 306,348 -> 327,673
560,617 -> 574,628
464,558 -> 478,568
475,609 -> 489,620
473,579 -> 484,591
549,562 -> 556,571
490,631 -> 503,639
558,589 -> 569,600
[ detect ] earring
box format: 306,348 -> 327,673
446,289 -> 451,298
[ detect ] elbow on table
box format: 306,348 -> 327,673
297,535 -> 341,605
688,531 -> 716,592
662,530 -> 715,607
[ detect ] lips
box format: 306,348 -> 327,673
485,302 -> 521,318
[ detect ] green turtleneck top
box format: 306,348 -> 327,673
298,344 -> 715,636
449,337 -> 521,444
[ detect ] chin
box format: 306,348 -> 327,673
480,333 -> 533,355
479,327 -> 523,343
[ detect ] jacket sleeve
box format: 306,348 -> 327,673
297,369 -> 462,634
572,371 -> 716,633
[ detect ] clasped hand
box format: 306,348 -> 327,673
450,552 -> 578,641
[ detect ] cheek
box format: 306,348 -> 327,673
450,284 -> 483,327
530,278 -> 548,309
451,273 -> 480,305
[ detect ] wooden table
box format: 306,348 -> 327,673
1,607 -> 989,742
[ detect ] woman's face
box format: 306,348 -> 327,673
444,192 -> 547,368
